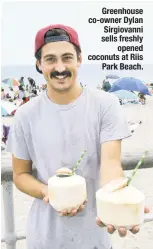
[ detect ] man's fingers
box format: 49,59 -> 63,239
107,225 -> 115,234
69,208 -> 78,217
96,217 -> 106,227
60,209 -> 68,216
59,201 -> 87,217
118,227 -> 127,237
96,218 -> 116,234
130,225 -> 140,234
78,204 -> 85,212
78,200 -> 87,212
60,208 -> 78,217
83,200 -> 87,205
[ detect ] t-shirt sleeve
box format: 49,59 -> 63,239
6,111 -> 31,160
100,95 -> 131,144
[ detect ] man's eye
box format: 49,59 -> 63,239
46,58 -> 55,61
64,56 -> 72,60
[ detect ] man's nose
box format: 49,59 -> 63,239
54,60 -> 66,72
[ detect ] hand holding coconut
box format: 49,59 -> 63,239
96,206 -> 150,237
42,168 -> 87,216
47,150 -> 88,216
96,151 -> 150,237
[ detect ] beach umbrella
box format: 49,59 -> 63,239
106,74 -> 120,79
1,82 -> 10,92
1,107 -> 8,116
112,90 -> 139,100
109,77 -> 151,95
12,86 -> 19,91
1,101 -> 17,116
2,78 -> 20,87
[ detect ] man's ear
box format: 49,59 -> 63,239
36,60 -> 42,71
36,60 -> 43,74
77,54 -> 82,68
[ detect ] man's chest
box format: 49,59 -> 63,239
26,108 -> 101,175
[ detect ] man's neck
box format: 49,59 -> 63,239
47,83 -> 83,105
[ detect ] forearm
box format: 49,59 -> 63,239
13,173 -> 47,199
100,159 -> 124,187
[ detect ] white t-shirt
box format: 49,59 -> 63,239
7,87 -> 131,249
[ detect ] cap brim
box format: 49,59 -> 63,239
36,64 -> 42,74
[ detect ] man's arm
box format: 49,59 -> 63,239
12,156 -> 86,215
100,140 -> 124,186
12,155 -> 47,199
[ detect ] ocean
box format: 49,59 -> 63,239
1,64 -> 153,88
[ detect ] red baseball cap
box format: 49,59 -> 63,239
35,24 -> 81,73
35,24 -> 81,56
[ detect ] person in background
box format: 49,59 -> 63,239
2,125 -> 10,144
138,93 -> 146,105
28,77 -> 36,88
18,85 -> 25,99
30,89 -> 37,98
21,96 -> 29,104
119,99 -> 123,105
1,88 -> 5,99
19,77 -> 25,87
7,24 -> 149,249
26,85 -> 29,91
6,93 -> 11,99
102,79 -> 111,92
9,87 -> 15,100
19,76 -> 24,83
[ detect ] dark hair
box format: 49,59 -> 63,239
32,89 -> 37,95
35,28 -> 81,60
19,85 -> 24,91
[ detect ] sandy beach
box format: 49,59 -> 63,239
1,94 -> 153,249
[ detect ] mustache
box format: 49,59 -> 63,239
50,71 -> 72,78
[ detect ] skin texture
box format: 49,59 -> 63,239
12,40 -> 150,237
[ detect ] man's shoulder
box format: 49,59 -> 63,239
86,87 -> 119,105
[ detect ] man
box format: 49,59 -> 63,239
7,24 -> 149,249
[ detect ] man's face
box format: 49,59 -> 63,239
37,41 -> 82,92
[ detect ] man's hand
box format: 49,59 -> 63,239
57,200 -> 87,217
96,207 -> 150,237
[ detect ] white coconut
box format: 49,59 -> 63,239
96,179 -> 145,229
48,174 -> 87,212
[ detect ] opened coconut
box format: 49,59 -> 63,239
96,178 -> 145,229
48,167 -> 87,212
48,150 -> 87,212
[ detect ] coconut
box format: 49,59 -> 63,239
48,167 -> 87,212
96,178 -> 145,229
